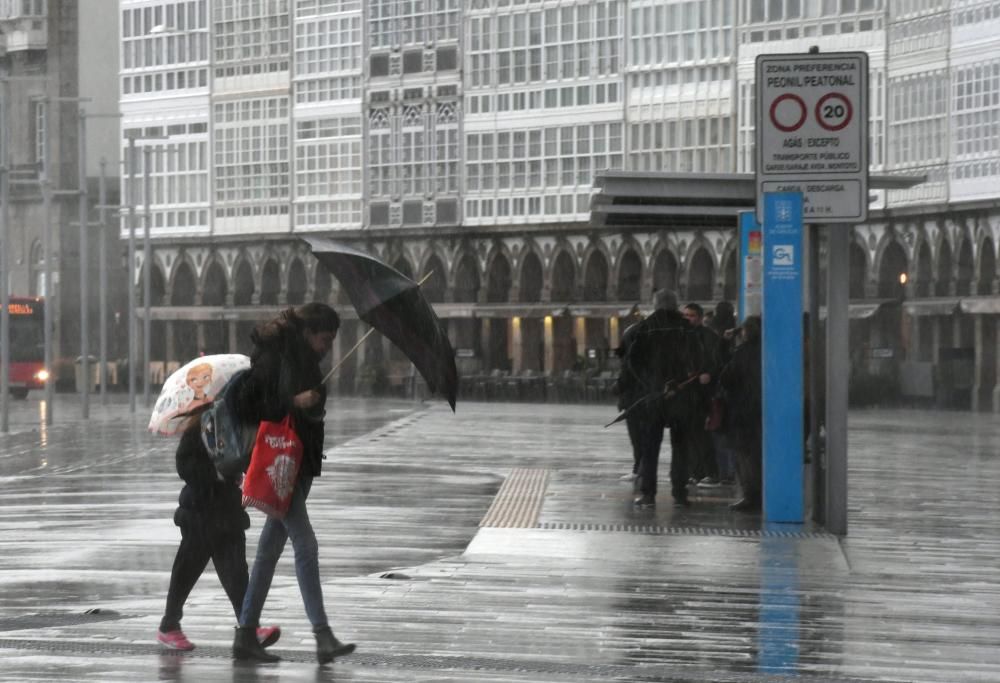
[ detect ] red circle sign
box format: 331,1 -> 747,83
769,93 -> 807,132
815,93 -> 853,131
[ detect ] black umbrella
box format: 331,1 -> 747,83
303,237 -> 457,411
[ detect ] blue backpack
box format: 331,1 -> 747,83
200,369 -> 257,478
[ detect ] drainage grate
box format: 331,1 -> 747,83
479,468 -> 550,528
0,610 -> 126,633
0,638 -> 905,683
537,522 -> 836,539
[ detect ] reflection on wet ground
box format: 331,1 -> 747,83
0,397 -> 999,681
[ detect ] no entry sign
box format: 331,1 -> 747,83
755,52 -> 869,224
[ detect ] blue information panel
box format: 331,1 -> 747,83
762,192 -> 804,523
738,212 -> 762,322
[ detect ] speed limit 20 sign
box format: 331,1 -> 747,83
755,52 -> 869,224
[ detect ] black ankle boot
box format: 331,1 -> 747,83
233,626 -> 280,663
314,625 -> 356,664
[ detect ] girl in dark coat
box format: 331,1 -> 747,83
157,420 -> 280,650
232,303 -> 356,664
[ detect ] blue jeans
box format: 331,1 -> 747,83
239,475 -> 328,629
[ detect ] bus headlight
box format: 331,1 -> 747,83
35,369 -> 49,382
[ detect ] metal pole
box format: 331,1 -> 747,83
0,82 -> 9,433
98,158 -> 107,405
41,127 -> 53,425
825,226 -> 849,535
127,136 -> 136,413
142,145 -> 151,408
808,223 -> 823,525
78,110 -> 89,418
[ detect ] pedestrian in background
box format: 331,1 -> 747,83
719,315 -> 763,512
232,303 -> 356,664
679,303 -> 723,488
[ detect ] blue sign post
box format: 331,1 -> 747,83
762,192 -> 804,523
738,211 -> 762,322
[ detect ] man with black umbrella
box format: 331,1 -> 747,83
619,289 -> 695,508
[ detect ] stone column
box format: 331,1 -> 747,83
609,316 -> 620,347
511,317 -> 523,374
543,315 -> 554,374
165,321 -> 176,366
575,317 -> 586,358
228,320 -> 238,353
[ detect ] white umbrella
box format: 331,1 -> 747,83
148,354 -> 250,435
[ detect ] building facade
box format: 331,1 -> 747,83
2,0 -> 123,387
118,0 -> 1000,409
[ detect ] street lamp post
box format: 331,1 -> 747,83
126,134 -> 137,414
98,158 -> 108,405
78,109 -> 90,418
0,81 -> 9,433
143,146 -> 152,408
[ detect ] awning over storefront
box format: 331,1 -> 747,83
903,299 -> 960,317
960,297 -> 1000,315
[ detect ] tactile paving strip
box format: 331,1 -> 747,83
478,468 -> 550,528
537,521 -> 836,539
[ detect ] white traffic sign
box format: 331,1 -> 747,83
755,52 -> 869,224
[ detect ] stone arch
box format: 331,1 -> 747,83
877,240 -> 908,299
419,251 -> 447,304
201,259 -> 227,306
171,259 -> 198,361
519,250 -> 544,302
201,260 -> 228,354
915,238 -> 933,298
615,244 -> 643,302
259,258 -> 281,305
549,248 -> 576,302
392,254 -> 415,280
978,236 -> 996,295
686,244 -> 715,301
453,251 -> 481,304
314,261 -> 333,303
935,236 -> 953,297
287,257 -> 308,304
583,248 -> 610,302
720,240 -> 739,303
486,250 -> 512,303
956,235 -> 974,297
849,240 -> 868,299
652,245 -> 679,295
233,256 -> 255,306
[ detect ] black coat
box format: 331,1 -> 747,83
237,315 -> 328,478
718,336 -> 762,442
174,423 -> 250,533
619,309 -> 700,426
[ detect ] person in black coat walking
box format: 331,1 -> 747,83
156,420 -> 280,651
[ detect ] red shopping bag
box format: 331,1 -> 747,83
241,415 -> 303,519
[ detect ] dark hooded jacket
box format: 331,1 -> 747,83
237,313 -> 328,479
174,422 -> 250,533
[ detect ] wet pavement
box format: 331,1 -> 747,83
0,394 -> 999,682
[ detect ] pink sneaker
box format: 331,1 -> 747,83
157,628 -> 195,651
257,625 -> 281,648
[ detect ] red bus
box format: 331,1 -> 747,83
7,297 -> 47,399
